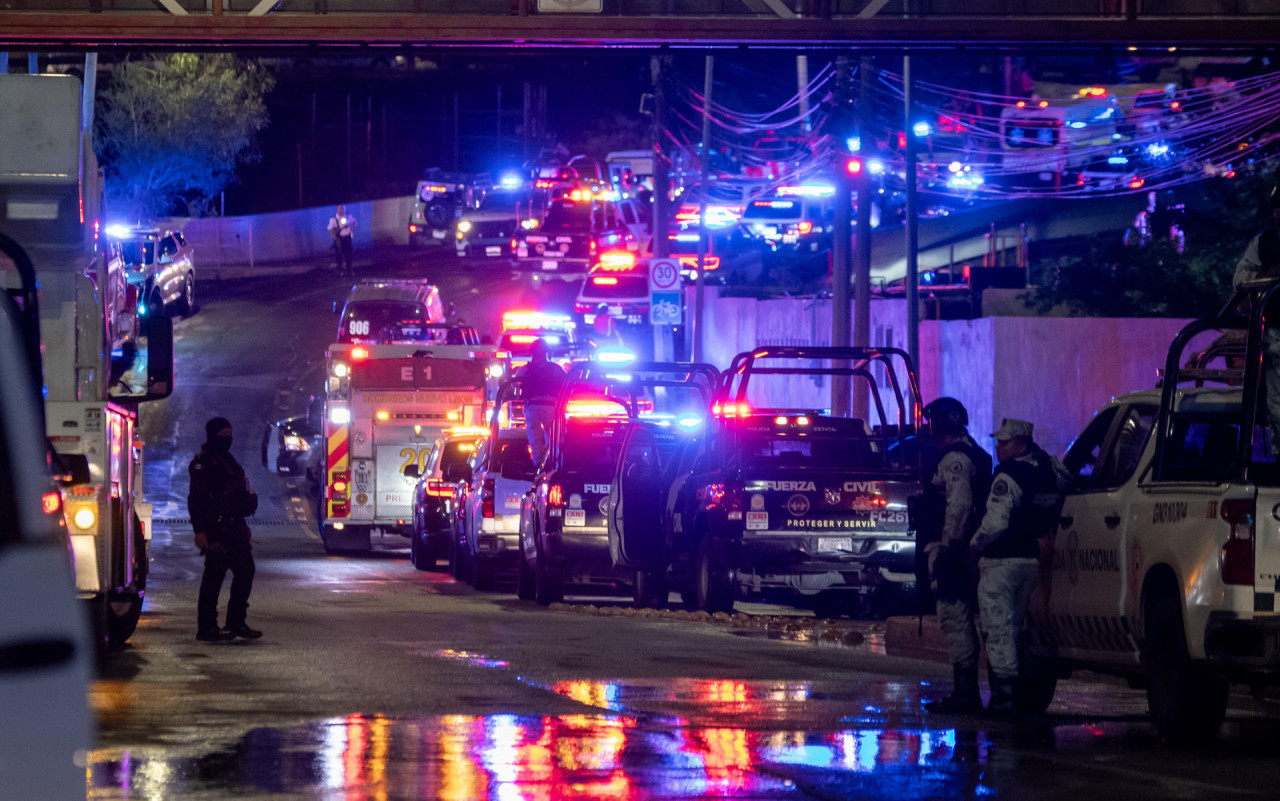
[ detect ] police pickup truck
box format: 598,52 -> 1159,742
611,347 -> 923,614
1026,281 -> 1280,740
517,361 -> 718,605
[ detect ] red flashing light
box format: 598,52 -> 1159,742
409,224 -> 418,233
1128,177 -> 1145,190
482,478 -> 495,519
1038,100 -> 1050,108
1227,169 -> 1237,179
897,132 -> 907,149
1170,101 -> 1181,110
351,347 -> 370,361
565,397 -> 629,418
845,158 -> 863,175
42,492 -> 62,516
962,265 -> 971,281
713,402 -> 752,418
592,276 -> 619,286
548,484 -> 563,508
595,251 -> 636,271
1015,100 -> 1027,108
1221,498 -> 1255,585
509,334 -> 539,344
797,221 -> 813,235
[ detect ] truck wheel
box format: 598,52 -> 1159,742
696,536 -> 734,614
176,273 -> 196,317
1015,675 -> 1058,715
633,570 -> 668,609
533,532 -> 564,606
410,532 -> 431,571
517,547 -> 536,600
1143,592 -> 1229,741
106,591 -> 143,649
470,557 -> 496,591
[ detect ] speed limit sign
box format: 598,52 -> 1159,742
649,258 -> 680,292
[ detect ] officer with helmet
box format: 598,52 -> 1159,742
919,397 -> 992,714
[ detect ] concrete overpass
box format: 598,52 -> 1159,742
1,2 -> 1279,50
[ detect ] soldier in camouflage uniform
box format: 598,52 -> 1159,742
971,418 -> 1068,715
189,417 -> 262,642
920,398 -> 992,715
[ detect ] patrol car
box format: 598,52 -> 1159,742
336,279 -> 446,344
1025,281 -> 1280,739
406,428 -> 486,571
513,195 -> 632,280
612,347 -> 923,614
517,361 -> 719,605
451,381 -> 539,590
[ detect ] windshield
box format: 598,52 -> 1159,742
439,439 -> 480,477
541,202 -> 591,231
480,192 -> 521,213
119,241 -> 154,267
735,430 -> 881,472
580,275 -> 648,300
339,300 -> 427,343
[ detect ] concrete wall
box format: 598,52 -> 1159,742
172,196 -> 415,278
696,287 -> 1206,457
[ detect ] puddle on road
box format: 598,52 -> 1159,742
87,712 -> 989,800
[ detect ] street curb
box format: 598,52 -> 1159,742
883,615 -> 951,663
545,602 -> 867,647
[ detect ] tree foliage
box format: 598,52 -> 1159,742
1030,167 -> 1278,318
95,54 -> 274,220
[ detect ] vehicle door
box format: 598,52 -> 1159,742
495,439 -> 537,533
464,438 -> 490,543
156,234 -> 179,299
1060,403 -> 1157,657
1044,404 -> 1120,650
608,423 -> 668,569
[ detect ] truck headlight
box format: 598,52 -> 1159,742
283,435 -> 310,452
71,506 -> 97,531
457,220 -> 472,233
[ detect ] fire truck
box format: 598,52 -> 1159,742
0,74 -> 174,652
319,338 -> 505,553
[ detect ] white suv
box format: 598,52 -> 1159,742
457,427 -> 537,590
1028,290 -> 1280,740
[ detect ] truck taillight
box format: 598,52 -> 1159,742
42,491 -> 62,516
426,479 -> 453,498
708,482 -> 744,515
511,237 -> 518,253
331,470 -> 350,500
548,484 -> 563,508
1221,498 -> 1255,586
482,478 -> 495,519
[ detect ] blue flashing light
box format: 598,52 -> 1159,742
594,347 -> 636,365
1068,121 -> 1088,129
676,414 -> 703,430
867,160 -> 885,174
500,174 -> 522,189
846,136 -> 861,152
1107,155 -> 1129,165
137,302 -> 148,317
1146,142 -> 1170,157
912,121 -> 932,137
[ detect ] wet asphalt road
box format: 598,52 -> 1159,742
90,247 -> 1280,800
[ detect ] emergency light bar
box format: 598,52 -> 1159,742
502,310 -> 574,330
594,251 -> 636,270
593,347 -> 636,365
776,184 -> 836,198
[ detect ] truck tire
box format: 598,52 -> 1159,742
1015,675 -> 1058,716
410,531 -> 431,571
533,529 -> 564,606
176,273 -> 196,317
469,556 -> 496,591
1143,592 -> 1229,741
516,548 -> 536,600
696,536 -> 734,614
633,569 -> 668,609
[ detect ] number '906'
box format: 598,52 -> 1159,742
349,320 -> 371,336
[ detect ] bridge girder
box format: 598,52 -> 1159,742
0,12 -> 1277,51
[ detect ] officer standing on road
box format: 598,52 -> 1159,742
970,418 -> 1068,715
189,417 -> 263,642
920,398 -> 992,715
327,204 -> 357,275
516,339 -> 567,466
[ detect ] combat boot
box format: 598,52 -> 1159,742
925,664 -> 981,714
984,675 -> 1017,717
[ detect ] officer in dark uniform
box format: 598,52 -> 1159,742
919,398 -> 992,714
516,339 -> 567,465
971,418 -> 1068,715
189,417 -> 263,642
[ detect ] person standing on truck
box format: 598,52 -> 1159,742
516,339 -> 567,466
189,417 -> 263,642
919,398 -> 992,715
328,204 -> 357,274
970,418 -> 1067,716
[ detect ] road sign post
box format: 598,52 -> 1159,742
648,257 -> 682,326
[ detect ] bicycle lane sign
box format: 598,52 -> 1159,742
648,258 -> 683,325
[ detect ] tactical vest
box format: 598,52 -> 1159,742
916,436 -> 992,545
984,449 -> 1060,560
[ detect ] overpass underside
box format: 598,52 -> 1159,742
2,1 -> 1279,49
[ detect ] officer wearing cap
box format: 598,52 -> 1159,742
919,398 -> 992,714
970,418 -> 1069,715
188,417 -> 263,642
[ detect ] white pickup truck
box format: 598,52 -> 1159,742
1028,281 -> 1280,740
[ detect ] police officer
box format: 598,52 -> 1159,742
1234,187 -> 1280,453
327,204 -> 357,274
970,418 -> 1068,715
516,339 -> 567,466
920,398 -> 992,714
189,417 -> 263,642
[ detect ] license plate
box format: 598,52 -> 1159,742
746,511 -> 768,530
541,260 -> 559,271
432,230 -> 446,239
485,246 -> 502,256
504,495 -> 522,509
817,537 -> 853,552
565,509 -> 585,527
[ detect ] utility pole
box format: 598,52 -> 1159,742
831,56 -> 852,417
904,56 -> 920,372
651,54 -> 673,361
853,56 -> 874,421
694,55 -> 713,364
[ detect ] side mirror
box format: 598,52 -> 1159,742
404,463 -> 421,479
55,454 -> 92,486
143,315 -> 174,401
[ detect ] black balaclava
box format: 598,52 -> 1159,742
205,416 -> 233,453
